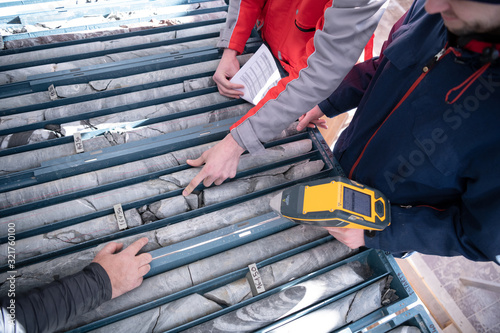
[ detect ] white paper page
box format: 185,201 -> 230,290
230,44 -> 281,105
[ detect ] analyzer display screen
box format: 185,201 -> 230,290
343,187 -> 371,216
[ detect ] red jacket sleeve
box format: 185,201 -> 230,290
217,0 -> 266,54
230,1 -> 332,130
230,0 -> 388,155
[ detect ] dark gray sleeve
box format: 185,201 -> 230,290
0,262 -> 111,333
231,0 -> 387,154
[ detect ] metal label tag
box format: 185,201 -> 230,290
113,204 -> 128,230
73,132 -> 84,154
48,84 -> 58,101
247,263 -> 265,296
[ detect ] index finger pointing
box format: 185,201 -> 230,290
183,168 -> 206,196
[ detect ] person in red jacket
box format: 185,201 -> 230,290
214,0 -> 333,99
183,0 -> 388,196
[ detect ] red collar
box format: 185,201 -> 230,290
463,40 -> 500,54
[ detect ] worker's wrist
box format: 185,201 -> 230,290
222,48 -> 239,59
226,133 -> 245,155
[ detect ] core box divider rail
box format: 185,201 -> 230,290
0,127 -> 333,272
0,86 -> 222,136
0,18 -> 225,57
68,234 -> 337,333
168,250 -> 397,333
0,119 -> 318,194
0,70 -> 220,118
0,38 -> 261,99
0,98 -> 246,157
4,0 -> 222,26
0,31 -> 222,72
1,3 -> 230,42
0,0 -> 201,21
0,131 -> 321,237
0,14 -> 262,56
68,245 -> 424,333
0,2 -> 435,331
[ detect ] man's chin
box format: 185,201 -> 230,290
445,23 -> 500,37
443,22 -> 472,36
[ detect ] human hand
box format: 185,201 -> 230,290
297,105 -> 327,131
324,227 -> 365,249
213,48 -> 245,98
92,237 -> 153,299
183,133 -> 245,196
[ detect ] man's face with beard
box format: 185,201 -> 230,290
425,0 -> 500,36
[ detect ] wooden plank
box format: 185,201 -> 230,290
396,258 -> 452,330
396,254 -> 477,333
442,325 -> 461,333
318,113 -> 350,148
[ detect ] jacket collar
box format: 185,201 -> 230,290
454,33 -> 500,63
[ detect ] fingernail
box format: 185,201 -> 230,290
182,190 -> 187,196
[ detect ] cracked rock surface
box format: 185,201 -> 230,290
0,208 -> 142,264
0,10 -> 376,332
52,225 -> 328,331
92,294 -> 222,333
0,102 -> 251,174
269,277 -> 391,333
188,225 -> 329,286
0,36 -> 219,85
0,138 -> 313,233
0,230 -> 161,295
202,160 -> 324,206
0,55 -> 250,112
0,129 -> 334,333
154,194 -> 275,246
204,240 -> 357,306
0,83 -> 185,131
185,261 -> 372,333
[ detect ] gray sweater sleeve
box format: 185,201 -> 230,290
217,0 -> 242,49
231,0 -> 388,154
0,263 -> 112,333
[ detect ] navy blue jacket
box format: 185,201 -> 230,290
319,0 -> 500,263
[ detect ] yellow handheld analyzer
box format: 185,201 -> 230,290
270,176 -> 391,231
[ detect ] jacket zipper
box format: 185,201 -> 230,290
348,46 -> 449,179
